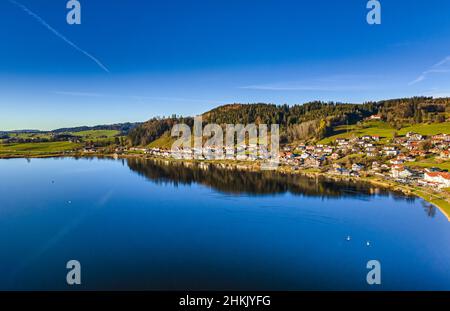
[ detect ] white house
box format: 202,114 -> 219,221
391,165 -> 413,179
424,172 -> 450,188
352,163 -> 364,171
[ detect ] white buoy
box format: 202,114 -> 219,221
346,236 -> 351,241
366,241 -> 371,247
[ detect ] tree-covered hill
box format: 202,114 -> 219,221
374,97 -> 449,127
128,97 -> 450,146
128,117 -> 194,146
53,122 -> 141,135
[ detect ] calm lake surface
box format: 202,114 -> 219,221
0,157 -> 449,290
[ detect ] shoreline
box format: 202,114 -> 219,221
1,152 -> 449,220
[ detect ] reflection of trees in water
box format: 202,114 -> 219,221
126,158 -> 398,200
422,202 -> 436,218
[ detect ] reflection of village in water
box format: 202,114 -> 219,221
124,158 -> 436,218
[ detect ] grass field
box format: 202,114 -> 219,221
8,132 -> 53,140
318,121 -> 396,144
5,129 -> 120,141
398,122 -> 450,136
147,132 -> 177,149
67,129 -> 122,144
0,141 -> 80,156
72,129 -> 120,138
404,158 -> 450,171
318,120 -> 450,145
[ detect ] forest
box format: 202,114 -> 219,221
128,97 -> 450,146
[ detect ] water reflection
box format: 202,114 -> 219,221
126,158 -> 404,200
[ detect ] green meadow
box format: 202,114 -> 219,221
0,129 -> 121,157
8,132 -> 53,140
318,120 -> 450,145
0,141 -> 80,156
405,158 -> 450,171
72,129 -> 121,144
318,121 -> 396,144
147,132 -> 177,149
72,129 -> 120,138
398,122 -> 450,136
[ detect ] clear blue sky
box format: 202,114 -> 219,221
1,0 -> 450,130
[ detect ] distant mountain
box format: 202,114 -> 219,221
52,122 -> 142,135
0,129 -> 42,134
1,122 -> 142,135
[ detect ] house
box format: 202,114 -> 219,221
333,163 -> 343,170
300,152 -> 310,159
383,146 -> 399,157
336,168 -> 350,176
391,165 -> 413,179
366,146 -> 378,157
323,147 -> 333,154
236,154 -> 247,160
371,135 -> 380,141
390,158 -> 404,165
406,132 -> 424,141
424,172 -> 450,188
304,157 -> 322,168
296,144 -> 306,150
397,154 -> 415,162
352,163 -> 364,171
385,150 -> 399,156
368,114 -> 382,120
336,138 -> 348,146
332,164 -> 350,176
330,153 -> 340,160
280,151 -> 294,159
410,150 -> 426,157
315,147 -> 324,153
83,146 -> 97,153
432,134 -> 450,143
371,162 -> 381,171
440,150 -> 450,159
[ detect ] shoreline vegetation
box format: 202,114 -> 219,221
1,151 -> 449,221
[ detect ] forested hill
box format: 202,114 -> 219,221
53,122 -> 141,135
374,97 -> 449,124
128,97 -> 450,146
1,122 -> 142,136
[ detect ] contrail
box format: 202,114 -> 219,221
409,55 -> 450,85
8,0 -> 110,73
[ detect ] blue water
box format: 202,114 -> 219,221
0,157 -> 449,290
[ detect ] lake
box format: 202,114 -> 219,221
0,157 -> 449,290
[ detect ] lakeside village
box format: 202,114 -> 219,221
97,128 -> 450,193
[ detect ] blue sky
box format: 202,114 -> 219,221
1,0 -> 450,130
